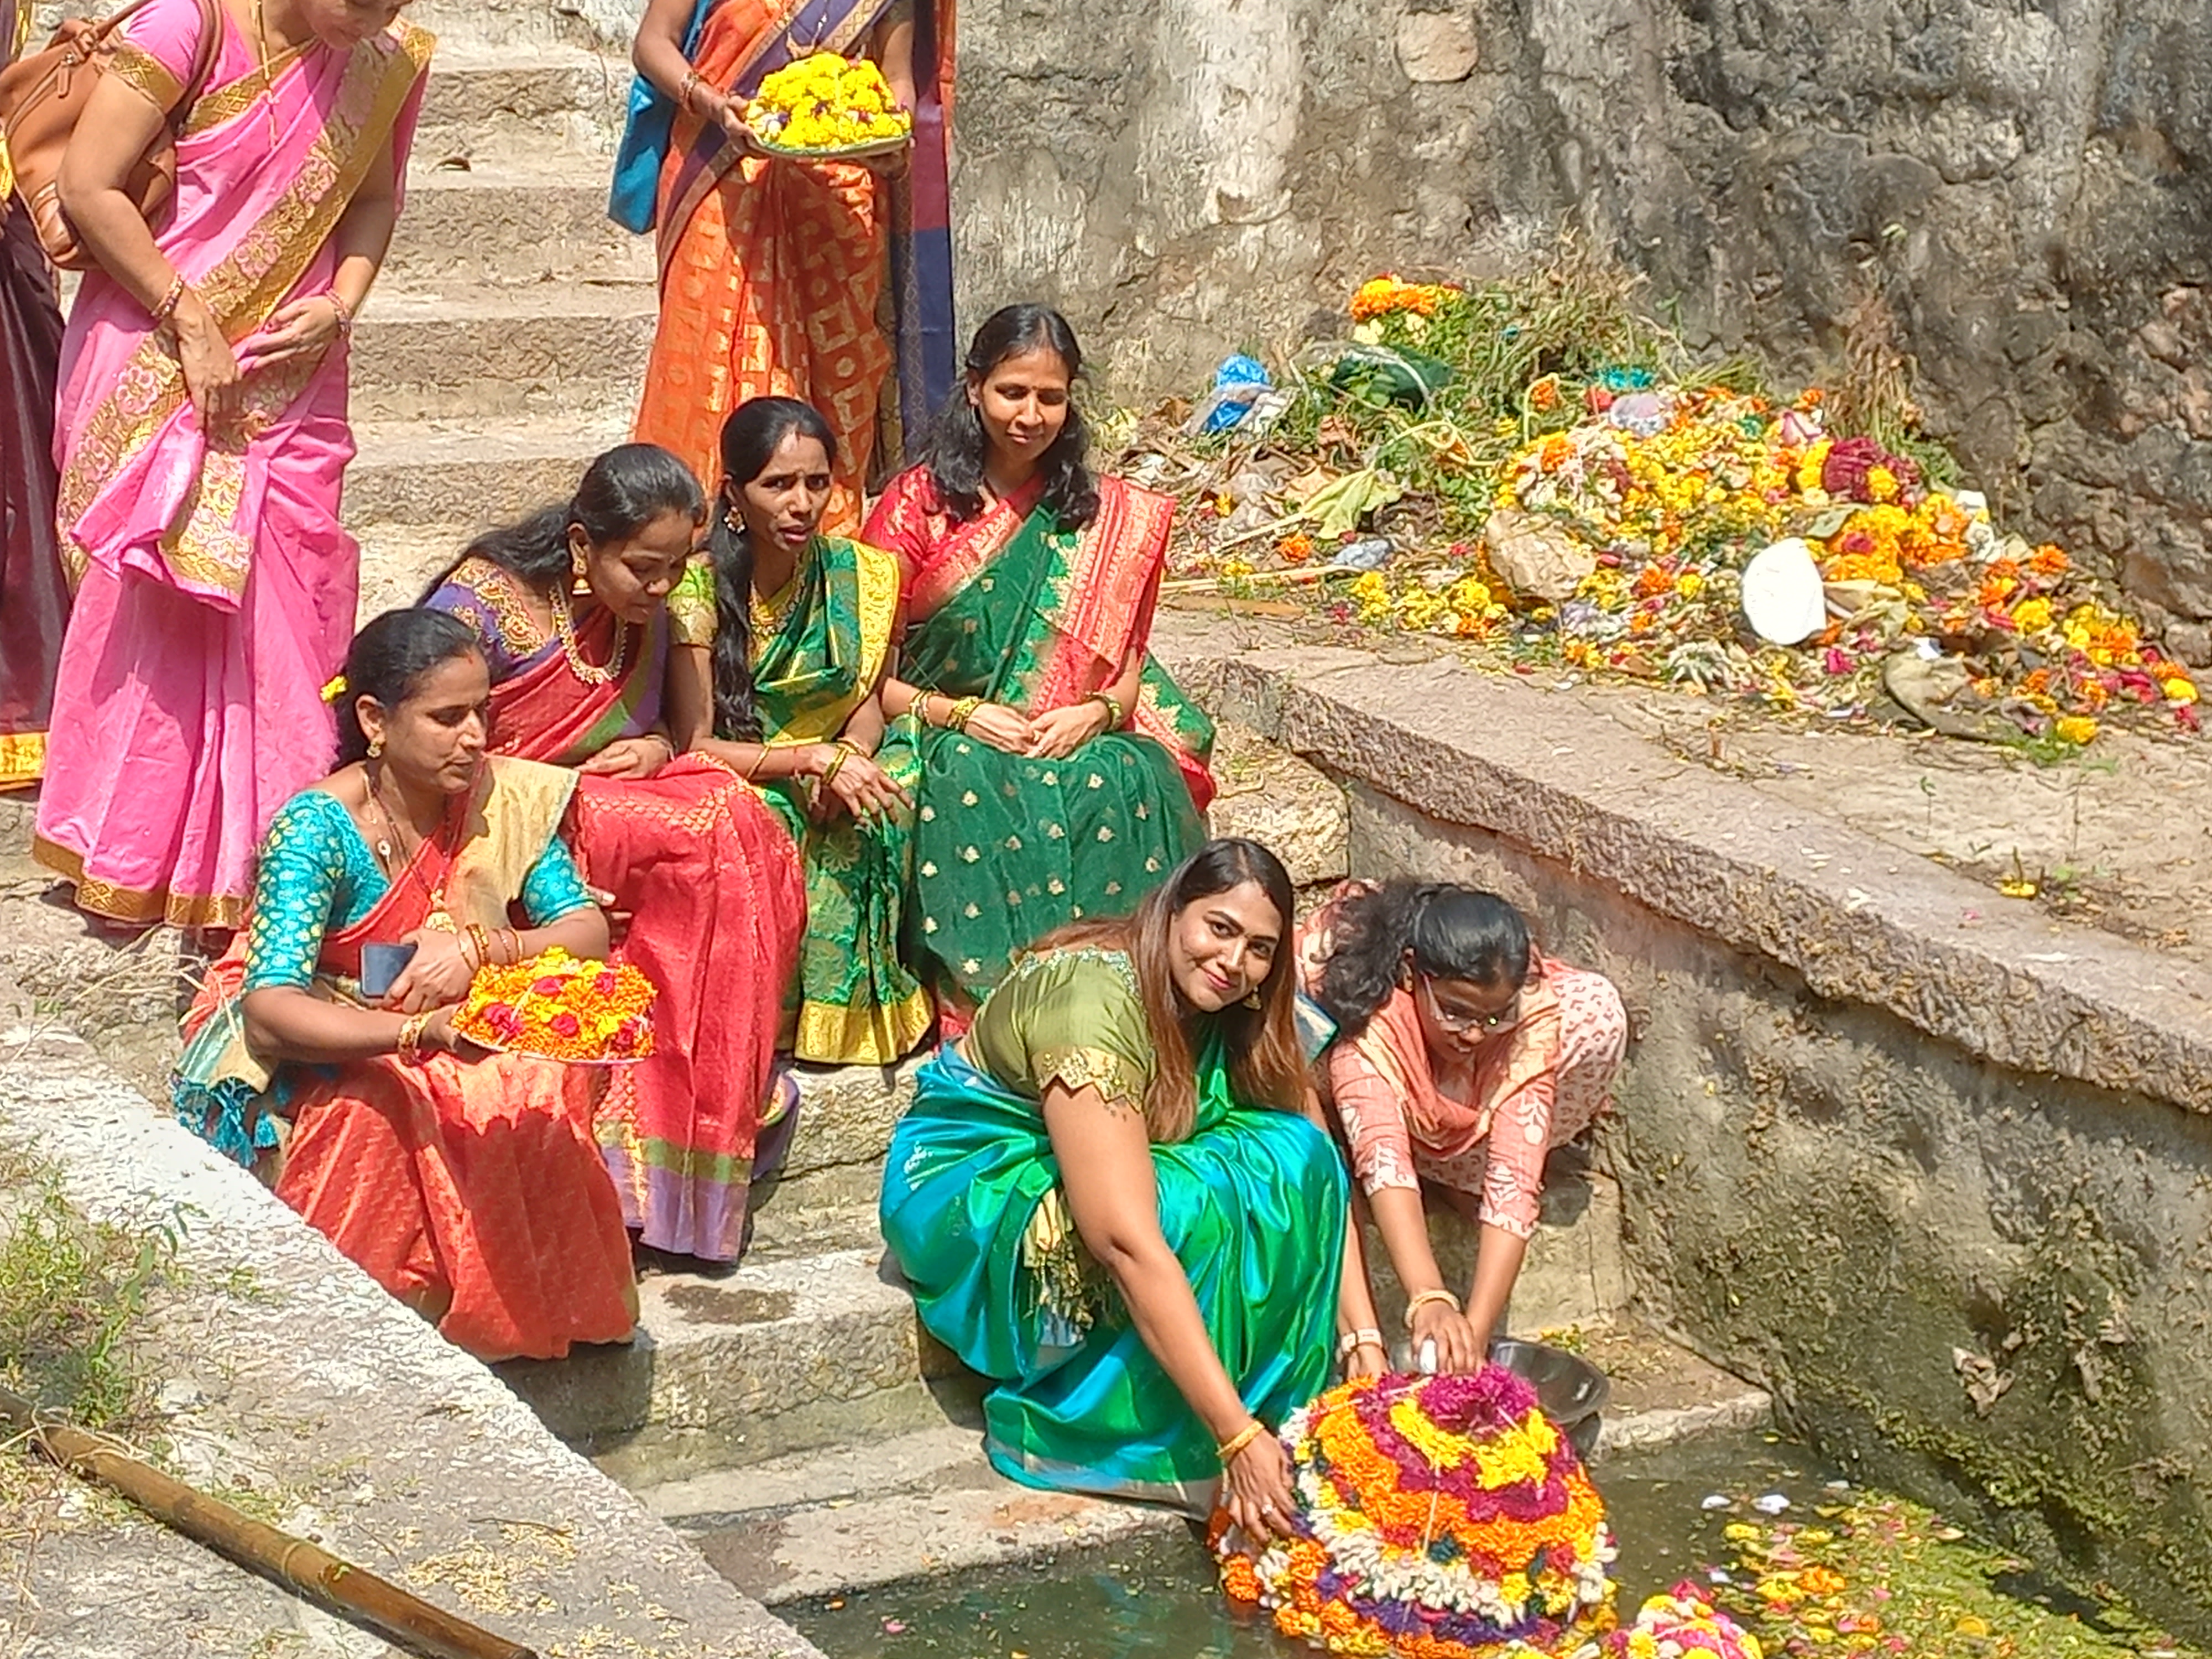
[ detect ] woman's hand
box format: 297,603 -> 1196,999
710,93 -> 758,150
1027,701 -> 1112,760
174,295 -> 244,431
580,735 -> 674,780
384,927 -> 479,1014
1340,1335 -> 1389,1382
817,750 -> 910,825
233,294 -> 344,377
962,701 -> 1035,755
422,1005 -> 490,1061
1222,1430 -> 1298,1545
1410,1298 -> 1488,1375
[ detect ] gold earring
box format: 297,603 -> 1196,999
723,503 -> 743,533
1243,989 -> 1262,1010
367,735 -> 384,759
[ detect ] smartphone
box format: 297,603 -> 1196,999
359,942 -> 418,1001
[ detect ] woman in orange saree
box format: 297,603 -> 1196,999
172,609 -> 637,1363
621,0 -> 956,533
422,444 -> 807,1265
34,0 -> 431,932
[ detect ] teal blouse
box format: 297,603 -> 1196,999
240,790 -> 593,992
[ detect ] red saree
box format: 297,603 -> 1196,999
177,758 -> 638,1363
484,603 -> 806,1262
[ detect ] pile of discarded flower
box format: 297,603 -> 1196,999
1151,272 -> 2200,751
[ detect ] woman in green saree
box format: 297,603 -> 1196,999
881,838 -> 1383,1533
864,305 -> 1218,1027
687,397 -> 933,1065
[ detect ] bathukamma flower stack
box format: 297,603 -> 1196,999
1211,1368 -> 1617,1658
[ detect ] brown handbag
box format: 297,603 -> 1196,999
0,0 -> 223,271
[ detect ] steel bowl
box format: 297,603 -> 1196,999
1488,1337 -> 1611,1458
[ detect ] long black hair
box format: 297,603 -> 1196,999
418,442 -> 704,599
335,608 -> 483,766
919,303 -> 1099,530
706,397 -> 837,742
1312,880 -> 1533,1040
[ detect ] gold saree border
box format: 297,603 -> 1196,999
0,732 -> 45,792
34,833 -> 246,930
107,42 -> 185,112
55,20 -> 435,599
790,983 -> 933,1066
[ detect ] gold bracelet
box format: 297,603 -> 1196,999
820,742 -> 855,790
395,1011 -> 433,1065
1215,1418 -> 1267,1465
1402,1288 -> 1461,1332
1335,1327 -> 1386,1362
150,275 -> 187,327
678,68 -> 703,117
947,696 -> 982,733
1087,691 -> 1125,729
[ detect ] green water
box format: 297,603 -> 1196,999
792,1430 -> 2195,1659
793,1431 -> 1832,1659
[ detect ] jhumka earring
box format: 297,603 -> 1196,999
367,735 -> 384,759
1243,989 -> 1262,1010
723,503 -> 743,533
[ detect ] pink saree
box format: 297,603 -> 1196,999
33,0 -> 432,930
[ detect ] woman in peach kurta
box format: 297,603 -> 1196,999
620,0 -> 957,533
1300,880 -> 1626,1379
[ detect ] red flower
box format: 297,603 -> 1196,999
550,1011 -> 582,1039
531,975 -> 568,996
593,969 -> 620,996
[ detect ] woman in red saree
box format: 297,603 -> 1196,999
422,444 -> 806,1265
622,0 -> 956,533
35,0 -> 431,932
866,305 -> 1217,1022
172,609 -> 637,1363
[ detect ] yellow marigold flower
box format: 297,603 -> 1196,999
1866,464 -> 1899,503
1676,570 -> 1705,599
2055,715 -> 2099,745
2011,597 -> 2053,634
2164,675 -> 2200,705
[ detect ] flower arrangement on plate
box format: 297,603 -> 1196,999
1211,1367 -> 1617,1658
1606,1583 -> 1763,1659
452,947 -> 656,1064
744,51 -> 911,159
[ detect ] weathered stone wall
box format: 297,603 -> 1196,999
1161,620 -> 2212,1637
951,0 -> 2212,655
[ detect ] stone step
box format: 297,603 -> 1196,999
348,284 -> 654,424
411,42 -> 633,164
405,0 -> 629,54
343,410 -> 629,530
389,163 -> 653,290
642,1318 -> 1773,1607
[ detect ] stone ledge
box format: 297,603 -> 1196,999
0,1020 -> 821,1659
1156,622 -> 2210,1114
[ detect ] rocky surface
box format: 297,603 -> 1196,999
946,0 -> 2212,647
1160,612 -> 2212,1637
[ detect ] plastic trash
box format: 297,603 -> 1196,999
1330,536 -> 1395,572
1752,1493 -> 1791,1515
1238,385 -> 1295,437
1185,354 -> 1272,436
1741,538 -> 1827,645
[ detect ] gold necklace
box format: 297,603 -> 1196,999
251,0 -> 285,148
750,542 -> 810,635
550,583 -> 629,686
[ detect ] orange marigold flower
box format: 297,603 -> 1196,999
1634,562 -> 1674,598
2028,542 -> 2070,578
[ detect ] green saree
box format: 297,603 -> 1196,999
864,469 -> 1216,1012
879,949 -> 1346,1506
749,535 -> 933,1065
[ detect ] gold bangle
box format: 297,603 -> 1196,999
150,275 -> 187,327
1086,691 -> 1125,729
1403,1288 -> 1461,1332
395,1011 -> 433,1065
947,696 -> 982,733
678,69 -> 703,117
1216,1418 -> 1267,1465
820,742 -> 856,790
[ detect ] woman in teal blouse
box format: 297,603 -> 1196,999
881,838 -> 1378,1542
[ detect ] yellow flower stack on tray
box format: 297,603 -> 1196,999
745,51 -> 911,156
1211,1369 -> 1616,1658
453,948 -> 657,1064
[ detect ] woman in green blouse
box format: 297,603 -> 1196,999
880,838 -> 1378,1542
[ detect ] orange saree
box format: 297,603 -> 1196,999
634,0 -> 893,533
173,758 -> 639,1362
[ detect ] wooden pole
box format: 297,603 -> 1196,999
0,1386 -> 536,1659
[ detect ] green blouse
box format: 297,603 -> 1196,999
964,948 -> 1154,1117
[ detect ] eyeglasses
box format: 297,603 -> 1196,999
1418,975 -> 1519,1034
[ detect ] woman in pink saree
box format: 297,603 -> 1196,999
33,0 -> 432,933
